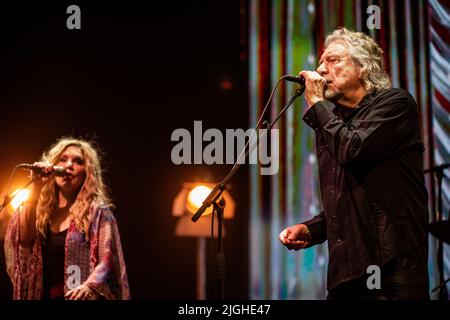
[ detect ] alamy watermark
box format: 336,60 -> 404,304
366,264 -> 381,290
171,121 -> 279,175
66,264 -> 81,289
63,5 -> 381,32
367,5 -> 381,30
66,5 -> 81,30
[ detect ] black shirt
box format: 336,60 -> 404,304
302,88 -> 429,290
42,229 -> 68,299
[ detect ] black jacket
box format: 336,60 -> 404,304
302,88 -> 429,290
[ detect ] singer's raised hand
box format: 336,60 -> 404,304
17,161 -> 53,247
299,70 -> 327,108
30,161 -> 54,186
25,162 -> 54,210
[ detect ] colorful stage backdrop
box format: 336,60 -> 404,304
248,0 -> 449,299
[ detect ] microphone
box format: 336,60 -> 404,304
282,75 -> 305,85
17,164 -> 67,177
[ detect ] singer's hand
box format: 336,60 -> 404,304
279,224 -> 311,250
30,161 -> 54,187
299,71 -> 327,107
65,284 -> 100,300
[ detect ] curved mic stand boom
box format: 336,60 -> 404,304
191,79 -> 305,299
0,165 -> 38,214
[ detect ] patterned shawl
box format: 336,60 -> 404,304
4,203 -> 130,299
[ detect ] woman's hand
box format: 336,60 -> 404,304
65,284 -> 100,300
18,162 -> 54,247
30,161 -> 54,189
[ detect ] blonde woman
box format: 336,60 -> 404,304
4,137 -> 130,300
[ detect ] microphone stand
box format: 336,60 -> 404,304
0,177 -> 36,214
213,197 -> 226,300
0,165 -> 65,215
424,163 -> 450,300
191,84 -> 305,299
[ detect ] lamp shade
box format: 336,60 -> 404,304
172,182 -> 235,237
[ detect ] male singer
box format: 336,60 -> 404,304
279,28 -> 429,300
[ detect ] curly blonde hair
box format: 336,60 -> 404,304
35,137 -> 113,239
325,28 -> 391,92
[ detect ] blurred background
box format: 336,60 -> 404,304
247,0 -> 449,300
0,0 -> 448,300
0,1 -> 248,300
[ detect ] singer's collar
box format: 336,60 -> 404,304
333,90 -> 378,120
357,90 -> 378,109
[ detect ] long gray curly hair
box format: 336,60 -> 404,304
325,28 -> 391,93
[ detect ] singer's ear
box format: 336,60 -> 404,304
358,65 -> 367,79
358,66 -> 368,88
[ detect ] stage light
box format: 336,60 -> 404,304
186,185 -> 213,216
172,182 -> 235,237
10,189 -> 30,211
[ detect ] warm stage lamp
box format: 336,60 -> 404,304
172,182 -> 235,237
186,185 -> 213,216
10,189 -> 30,211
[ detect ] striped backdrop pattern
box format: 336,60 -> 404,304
248,0 -> 447,299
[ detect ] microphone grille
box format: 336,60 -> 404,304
53,166 -> 67,176
282,75 -> 305,85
